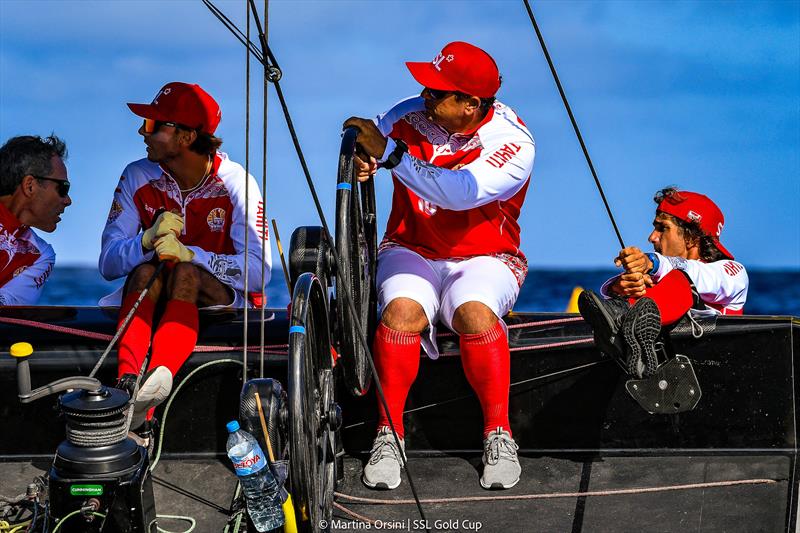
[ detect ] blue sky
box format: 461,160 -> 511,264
1,0 -> 798,269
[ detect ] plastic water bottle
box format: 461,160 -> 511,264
226,420 -> 284,532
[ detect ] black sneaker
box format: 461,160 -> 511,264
621,297 -> 662,378
115,373 -> 138,398
578,290 -> 629,364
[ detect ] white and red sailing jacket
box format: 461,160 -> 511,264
0,203 -> 55,305
375,96 -> 535,269
99,152 -> 271,303
601,253 -> 749,315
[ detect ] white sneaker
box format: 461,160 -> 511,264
131,366 -> 172,430
362,426 -> 405,490
480,427 -> 521,489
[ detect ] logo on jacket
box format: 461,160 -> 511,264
418,199 -> 438,216
13,265 -> 27,277
207,208 -> 226,232
107,199 -> 123,224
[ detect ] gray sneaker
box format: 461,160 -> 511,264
131,366 -> 172,430
480,427 -> 521,490
362,426 -> 405,490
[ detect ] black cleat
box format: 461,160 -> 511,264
622,297 -> 662,378
578,290 -> 629,365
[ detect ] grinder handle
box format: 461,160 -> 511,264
9,342 -> 102,403
10,342 -> 33,398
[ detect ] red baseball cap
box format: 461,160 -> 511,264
127,82 -> 221,135
406,41 -> 500,98
656,190 -> 734,260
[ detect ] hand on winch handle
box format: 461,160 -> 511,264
142,211 -> 184,250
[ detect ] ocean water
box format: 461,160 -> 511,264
38,266 -> 800,317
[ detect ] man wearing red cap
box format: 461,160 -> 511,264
344,42 -> 535,490
579,187 -> 748,378
99,82 -> 270,438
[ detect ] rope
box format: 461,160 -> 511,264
242,0 -> 251,386
51,510 -> 105,532
0,315 -> 288,353
507,316 -> 585,329
150,359 -> 244,473
334,478 -> 777,505
0,314 -> 591,358
333,502 -> 375,526
205,1 -> 432,527
522,0 -> 625,249
258,0 -> 270,379
434,316 -> 586,338
155,515 -> 196,533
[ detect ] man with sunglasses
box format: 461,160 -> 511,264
343,41 -> 535,490
0,135 -> 71,305
99,82 -> 269,438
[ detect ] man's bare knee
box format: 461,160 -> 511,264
167,262 -> 201,302
381,297 -> 428,333
125,263 -> 162,299
452,301 -> 498,334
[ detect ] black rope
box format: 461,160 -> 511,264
242,0 -> 251,385
259,0 -> 269,378
201,0 -> 263,63
522,0 -> 625,249
206,0 -> 430,529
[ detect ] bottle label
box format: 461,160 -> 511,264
231,449 -> 267,476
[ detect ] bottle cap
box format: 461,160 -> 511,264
226,420 -> 240,433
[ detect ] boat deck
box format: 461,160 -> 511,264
2,452 -> 789,532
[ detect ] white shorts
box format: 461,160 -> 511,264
376,246 -> 522,358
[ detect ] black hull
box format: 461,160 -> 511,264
1,307 -> 798,530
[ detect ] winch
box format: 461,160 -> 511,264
10,342 -> 156,532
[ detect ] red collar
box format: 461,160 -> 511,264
0,202 -> 25,235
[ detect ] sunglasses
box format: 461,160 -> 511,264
33,176 -> 71,198
142,118 -> 189,134
425,87 -> 453,100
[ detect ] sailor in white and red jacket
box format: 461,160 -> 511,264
579,187 -> 748,378
99,82 -> 270,432
0,135 -> 71,305
344,42 -> 535,491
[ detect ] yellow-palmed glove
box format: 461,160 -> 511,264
154,233 -> 195,263
142,211 -> 184,250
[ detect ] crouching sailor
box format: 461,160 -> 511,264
579,187 -> 748,378
0,135 -> 71,305
99,82 -> 270,439
344,41 -> 535,490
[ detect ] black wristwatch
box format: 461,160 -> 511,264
382,139 -> 408,170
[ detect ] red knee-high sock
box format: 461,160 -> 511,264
373,322 -> 421,439
643,270 -> 694,326
117,291 -> 156,378
460,321 -> 511,438
148,299 -> 199,377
